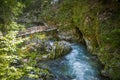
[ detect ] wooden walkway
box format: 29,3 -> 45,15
18,26 -> 57,37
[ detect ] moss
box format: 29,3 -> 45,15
72,1 -> 120,79
50,0 -> 120,79
24,0 -> 120,79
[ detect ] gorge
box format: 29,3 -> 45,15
0,0 -> 120,80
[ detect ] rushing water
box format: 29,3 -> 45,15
40,43 -> 102,80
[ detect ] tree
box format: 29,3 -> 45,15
0,0 -> 24,34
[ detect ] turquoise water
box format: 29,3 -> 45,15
42,43 -> 102,80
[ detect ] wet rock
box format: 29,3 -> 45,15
27,39 -> 71,61
48,41 -> 72,59
54,41 -> 71,54
44,41 -> 53,53
101,70 -> 110,79
39,41 -> 72,60
58,30 -> 79,42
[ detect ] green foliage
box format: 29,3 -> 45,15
0,32 -> 52,80
0,31 -> 24,80
20,0 -> 35,8
33,33 -> 47,40
42,0 -> 120,79
0,0 -> 24,33
0,0 -> 120,79
0,31 -> 23,53
0,0 -> 54,80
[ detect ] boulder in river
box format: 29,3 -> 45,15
52,41 -> 72,58
42,40 -> 72,60
27,39 -> 72,61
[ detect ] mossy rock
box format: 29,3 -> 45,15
37,41 -> 72,61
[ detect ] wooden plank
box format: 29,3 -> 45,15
18,26 -> 57,37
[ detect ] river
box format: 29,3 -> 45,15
41,43 -> 103,80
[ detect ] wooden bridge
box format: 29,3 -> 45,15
18,26 -> 57,37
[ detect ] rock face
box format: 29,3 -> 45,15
41,40 -> 71,60
50,1 -> 120,79
27,38 -> 71,60
20,0 -> 120,79
52,41 -> 72,58
58,29 -> 81,42
64,1 -> 120,80
57,41 -> 71,53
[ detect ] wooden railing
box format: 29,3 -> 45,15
18,26 -> 57,37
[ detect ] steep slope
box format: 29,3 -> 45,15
19,0 -> 120,79
56,0 -> 120,79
